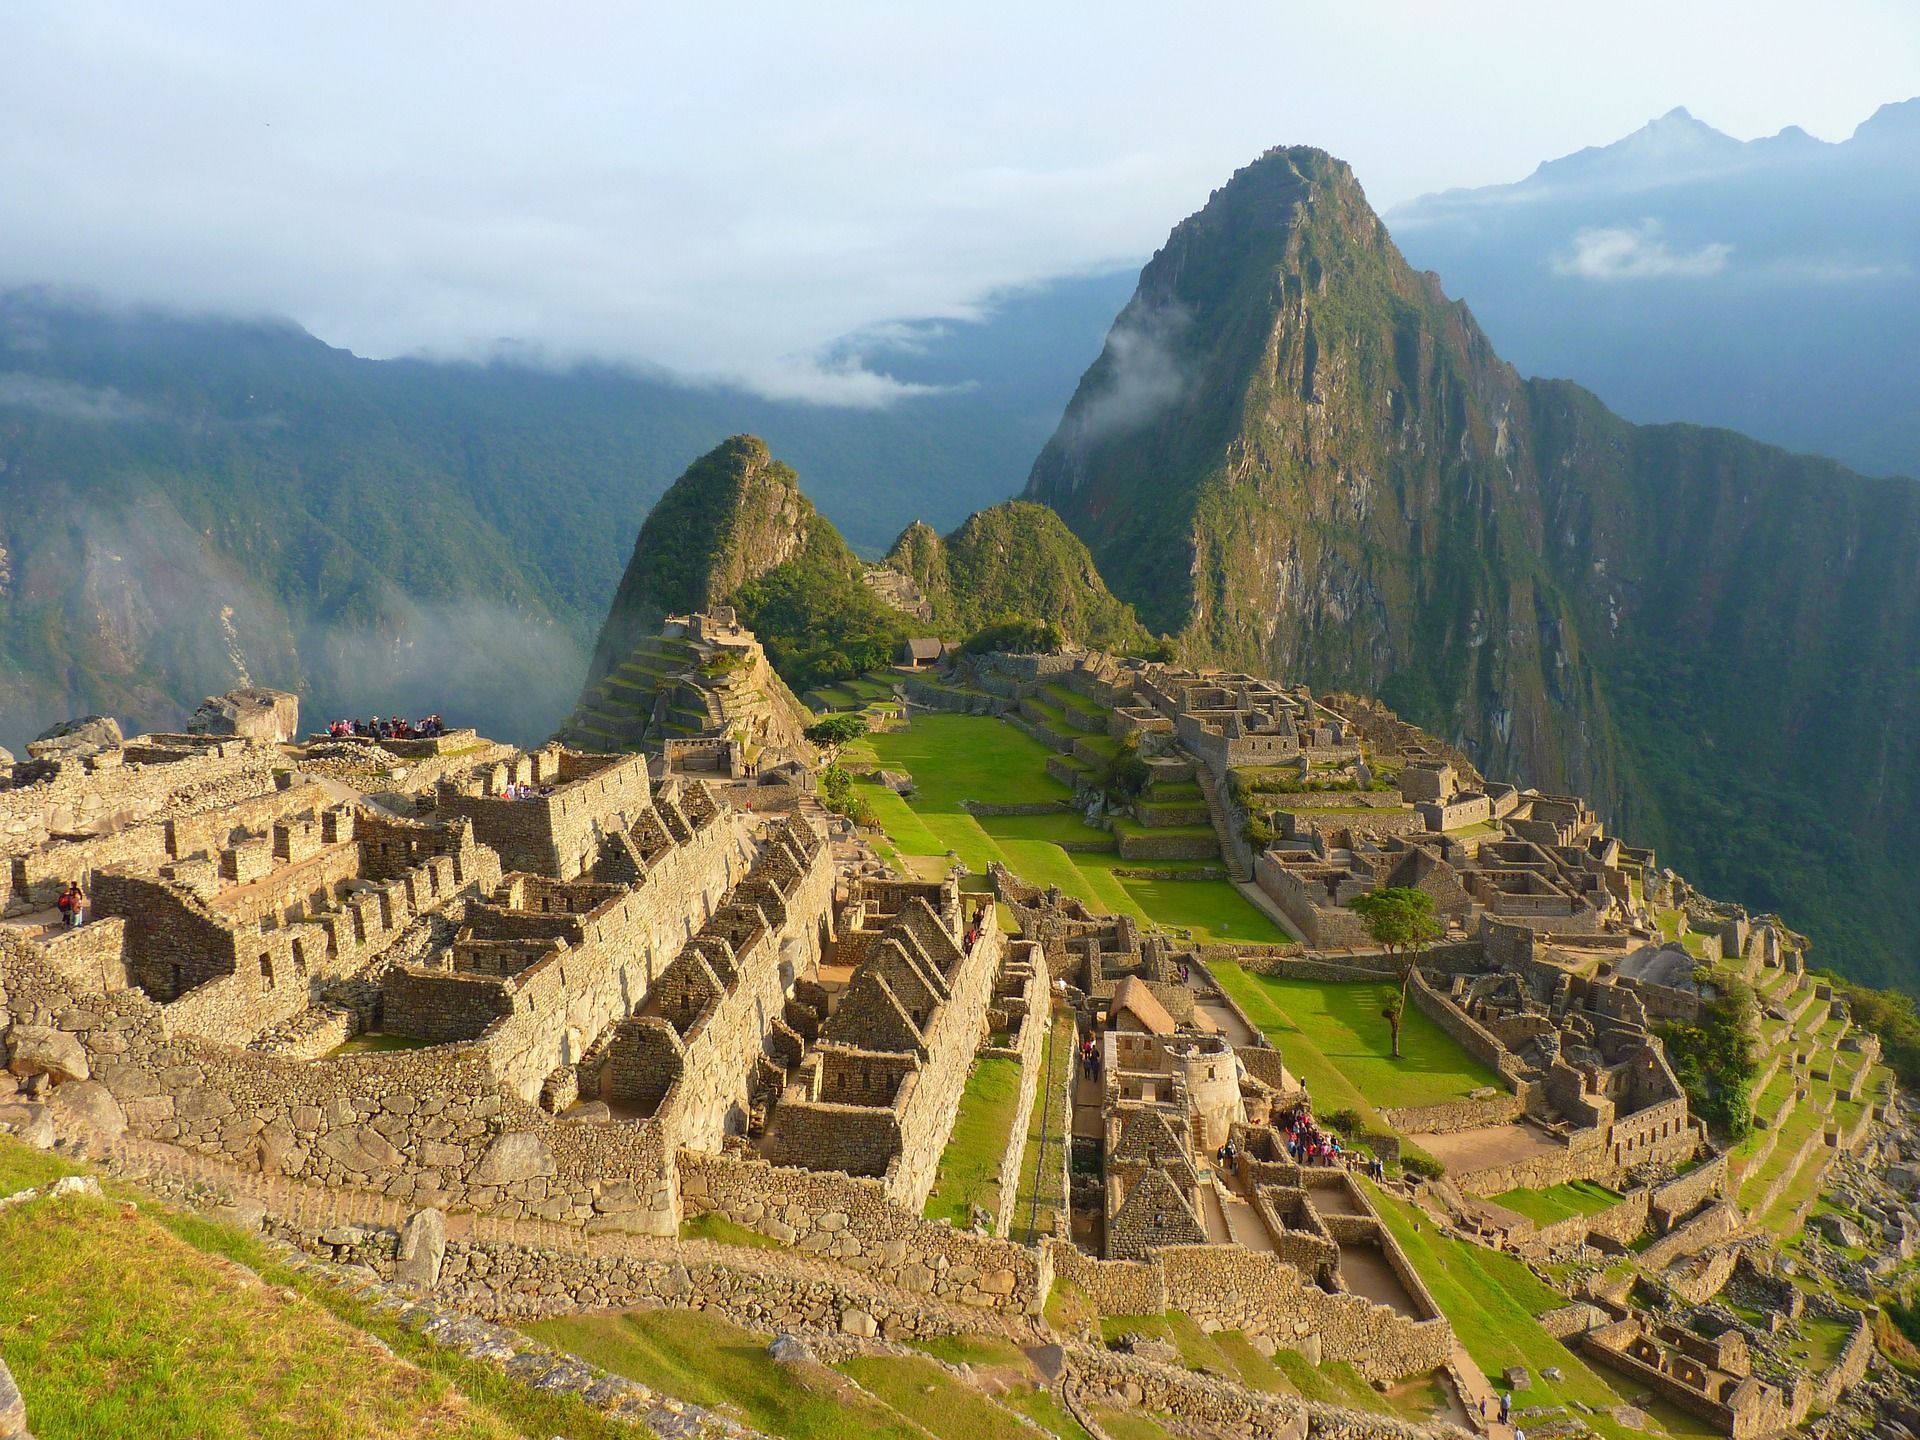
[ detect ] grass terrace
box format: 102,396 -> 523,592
1489,1180 -> 1623,1227
1365,1182 -> 1720,1440
923,1055 -> 1024,1226
0,1137 -> 634,1440
846,713 -> 1284,944
534,1310 -> 1098,1440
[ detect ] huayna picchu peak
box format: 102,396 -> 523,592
1026,143 -> 1920,988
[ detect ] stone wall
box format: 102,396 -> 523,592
1634,1201 -> 1743,1271
1,739 -> 283,894
432,749 -> 656,879
988,955 -> 1051,1236
1044,1239 -> 1450,1384
1523,1188 -> 1651,1255
677,1150 -> 1050,1316
1064,1344 -> 1307,1440
1115,828 -> 1220,862
93,816 -> 502,1050
1648,1154 -> 1729,1230
1380,1094 -> 1525,1136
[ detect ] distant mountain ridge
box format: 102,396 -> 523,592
1027,144 -> 1920,987
1387,98 -> 1920,483
0,273 -> 1132,748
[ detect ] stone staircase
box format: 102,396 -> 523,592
1192,764 -> 1252,882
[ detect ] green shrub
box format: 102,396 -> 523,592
962,616 -> 1063,655
1657,972 -> 1759,1139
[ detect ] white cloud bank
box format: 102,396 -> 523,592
1554,222 -> 1733,279
0,2 -> 1914,401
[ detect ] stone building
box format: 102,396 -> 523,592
762,874 -> 1009,1211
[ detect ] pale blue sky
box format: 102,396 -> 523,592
3,1 -> 1916,399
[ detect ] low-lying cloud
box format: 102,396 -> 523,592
1066,302 -> 1191,442
0,372 -> 154,423
1553,222 -> 1733,280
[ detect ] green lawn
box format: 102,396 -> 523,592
924,1056 -> 1024,1227
1364,1183 -> 1720,1440
857,713 -> 1283,944
1212,965 -> 1500,1117
1489,1180 -> 1624,1227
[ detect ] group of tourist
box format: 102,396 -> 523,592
324,714 -> 448,741
497,782 -> 555,801
1077,1035 -> 1103,1082
54,880 -> 87,928
1277,1103 -> 1347,1169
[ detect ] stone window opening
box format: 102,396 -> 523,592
259,952 -> 274,989
291,939 -> 307,974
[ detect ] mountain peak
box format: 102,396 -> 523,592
580,434 -> 817,685
1853,95 -> 1920,144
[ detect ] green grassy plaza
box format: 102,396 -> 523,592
1211,964 -> 1501,1117
845,712 -> 1285,944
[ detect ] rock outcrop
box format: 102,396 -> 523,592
187,687 -> 300,743
26,715 -> 122,762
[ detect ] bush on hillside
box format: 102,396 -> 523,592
961,617 -> 1064,655
1657,972 -> 1759,1140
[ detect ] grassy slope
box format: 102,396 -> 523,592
852,713 -> 1283,943
0,1136 -> 632,1440
531,1311 -> 1093,1440
1364,1183 -> 1720,1440
1488,1181 -> 1623,1227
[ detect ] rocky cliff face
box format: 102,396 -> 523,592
1027,146 -> 1920,984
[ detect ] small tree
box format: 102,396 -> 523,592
1350,886 -> 1442,1059
805,712 -> 869,751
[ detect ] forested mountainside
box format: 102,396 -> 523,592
1388,99 -> 1920,485
882,501 -> 1154,654
573,437 -> 1164,729
0,275 -> 1130,747
1026,146 -> 1920,987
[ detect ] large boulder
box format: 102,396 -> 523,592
25,714 -> 122,762
395,1206 -> 448,1288
4,1025 -> 90,1083
471,1130 -> 555,1185
48,1078 -> 126,1140
187,687 -> 300,744
0,1101 -> 54,1151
